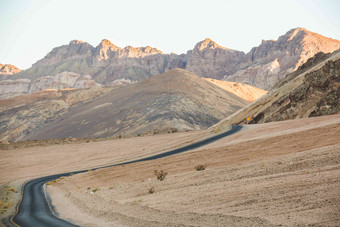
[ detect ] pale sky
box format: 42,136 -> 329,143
0,0 -> 339,69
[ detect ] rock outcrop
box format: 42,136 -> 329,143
0,64 -> 21,75
0,79 -> 30,99
0,72 -> 100,99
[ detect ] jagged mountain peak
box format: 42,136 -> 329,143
0,64 -> 21,75
279,27 -> 340,44
195,38 -> 226,51
118,45 -> 163,58
94,39 -> 119,61
69,40 -> 87,45
97,39 -> 118,49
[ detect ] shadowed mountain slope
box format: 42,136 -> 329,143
213,50 -> 340,131
6,69 -> 248,141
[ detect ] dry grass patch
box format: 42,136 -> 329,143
154,170 -> 168,181
195,164 -> 206,171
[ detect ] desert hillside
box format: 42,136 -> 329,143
0,86 -> 120,142
213,50 -> 340,131
45,114 -> 340,226
204,78 -> 267,101
1,69 -> 248,142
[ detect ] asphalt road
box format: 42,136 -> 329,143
11,125 -> 242,227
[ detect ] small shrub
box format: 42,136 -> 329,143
148,187 -> 155,194
7,187 -> 18,193
154,170 -> 168,181
195,164 -> 206,171
92,187 -> 100,193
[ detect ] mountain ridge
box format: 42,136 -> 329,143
1,27 -> 339,99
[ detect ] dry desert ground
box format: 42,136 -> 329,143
42,114 -> 340,226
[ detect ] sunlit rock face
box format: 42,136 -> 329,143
232,28 -> 340,89
0,79 -> 30,99
0,64 -> 21,75
203,78 -> 267,102
0,72 -> 100,99
185,38 -> 245,79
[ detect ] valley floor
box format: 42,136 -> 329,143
47,114 -> 340,226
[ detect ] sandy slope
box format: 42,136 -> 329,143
46,114 -> 340,226
203,78 -> 267,102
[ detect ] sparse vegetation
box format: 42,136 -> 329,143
195,164 -> 206,171
7,187 -> 18,193
154,170 -> 168,181
148,187 -> 155,194
92,187 -> 100,193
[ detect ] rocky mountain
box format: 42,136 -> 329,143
1,27 -> 339,99
6,39 -> 174,85
228,28 -> 340,89
212,50 -> 340,131
185,38 -> 244,79
0,69 -> 249,142
0,64 -> 21,75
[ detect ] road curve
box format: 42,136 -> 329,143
11,125 -> 242,227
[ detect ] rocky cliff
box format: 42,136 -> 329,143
1,27 -> 339,99
0,72 -> 101,99
0,64 -> 21,75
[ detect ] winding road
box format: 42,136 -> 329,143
11,125 -> 242,227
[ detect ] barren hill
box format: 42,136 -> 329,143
1,69 -> 248,142
0,86 -> 121,142
213,50 -> 340,131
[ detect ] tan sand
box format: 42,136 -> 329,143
0,130 -> 211,186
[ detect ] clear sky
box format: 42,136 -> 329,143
0,0 -> 339,69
